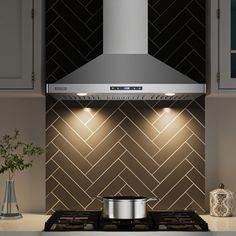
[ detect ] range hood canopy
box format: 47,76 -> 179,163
47,0 -> 206,100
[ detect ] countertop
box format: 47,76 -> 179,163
201,215 -> 236,231
0,214 -> 236,234
0,214 -> 49,231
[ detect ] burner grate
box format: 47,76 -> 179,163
44,211 -> 101,231
151,211 -> 209,231
44,210 -> 208,232
100,213 -> 154,231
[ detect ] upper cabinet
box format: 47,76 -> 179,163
218,0 -> 236,89
0,0 -> 43,93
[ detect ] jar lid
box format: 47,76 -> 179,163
210,183 -> 234,195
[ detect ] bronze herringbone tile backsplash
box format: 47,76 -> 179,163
46,97 -> 205,214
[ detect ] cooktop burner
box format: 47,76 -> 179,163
151,211 -> 208,231
44,210 -> 208,232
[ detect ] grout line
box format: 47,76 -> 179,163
53,178 -> 85,209
85,147 -> 126,177
186,193 -> 206,212
85,159 -> 125,192
153,124 -> 194,172
52,124 -> 91,160
169,184 -> 194,209
119,159 -> 158,193
186,176 -> 205,196
84,132 -> 126,170
186,159 -> 205,179
119,142 -> 160,182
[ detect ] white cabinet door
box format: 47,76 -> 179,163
219,0 -> 236,88
0,0 -> 34,89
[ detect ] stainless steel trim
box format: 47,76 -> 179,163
48,84 -> 206,94
103,0 -> 148,54
47,84 -> 205,100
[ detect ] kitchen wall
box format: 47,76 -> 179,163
0,96 -> 45,213
205,95 -> 236,215
46,0 -> 206,214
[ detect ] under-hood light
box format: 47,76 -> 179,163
165,93 -> 176,97
76,93 -> 87,96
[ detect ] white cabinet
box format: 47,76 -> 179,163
0,0 -> 43,93
218,0 -> 236,89
207,0 -> 236,92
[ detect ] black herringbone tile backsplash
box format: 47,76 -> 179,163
46,0 -> 103,83
148,0 -> 205,83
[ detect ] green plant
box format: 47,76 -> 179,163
0,129 -> 45,180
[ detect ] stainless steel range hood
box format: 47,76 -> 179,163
46,0 -> 206,100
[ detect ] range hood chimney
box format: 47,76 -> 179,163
46,0 -> 206,100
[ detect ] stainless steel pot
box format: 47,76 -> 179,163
97,196 -> 157,219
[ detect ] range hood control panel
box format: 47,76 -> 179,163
110,86 -> 143,91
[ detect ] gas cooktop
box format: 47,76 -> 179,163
44,210 -> 209,232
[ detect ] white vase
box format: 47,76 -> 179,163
0,180 -> 22,219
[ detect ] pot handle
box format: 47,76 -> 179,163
146,197 -> 158,203
95,196 -> 103,202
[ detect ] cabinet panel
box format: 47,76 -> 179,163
219,0 -> 236,88
0,0 -> 33,89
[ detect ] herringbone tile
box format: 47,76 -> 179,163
86,127 -> 125,164
187,185 -> 205,210
154,110 -> 192,148
149,0 -> 205,83
154,177 -> 192,210
120,152 -> 159,190
47,99 -> 205,213
46,109 -> 58,129
187,134 -> 205,157
53,118 -> 92,156
154,144 -> 192,181
53,135 -> 91,172
87,110 -> 125,148
46,177 -> 58,195
53,168 -> 91,207
100,177 -> 125,197
46,143 -> 58,162
120,118 -> 159,156
87,144 -> 125,181
187,168 -> 205,192
120,135 -> 159,174
46,193 -> 58,212
153,161 -> 192,198
53,185 -> 84,210
171,194 -> 193,210
119,185 -> 137,196
120,169 -> 156,200
46,126 -> 58,144
53,102 -> 92,139
187,151 -> 205,175
86,160 -> 125,197
46,160 -> 58,179
153,127 -> 193,165
53,152 -> 92,190
120,102 -> 158,140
